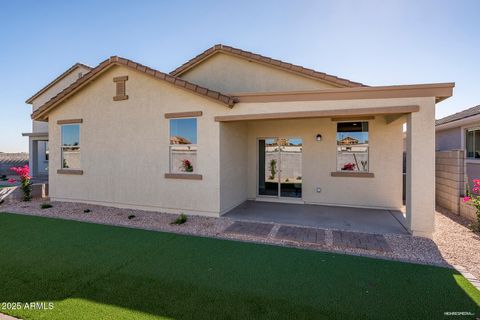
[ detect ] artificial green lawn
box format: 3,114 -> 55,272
0,213 -> 478,320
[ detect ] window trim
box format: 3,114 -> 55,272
60,123 -> 81,172
168,117 -> 199,175
464,127 -> 480,159
335,120 -> 371,174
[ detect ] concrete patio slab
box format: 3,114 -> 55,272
224,221 -> 274,237
224,201 -> 409,235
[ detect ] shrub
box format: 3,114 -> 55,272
171,213 -> 187,225
9,165 -> 32,201
0,175 -> 7,181
462,178 -> 480,232
40,203 -> 52,209
128,215 -> 136,220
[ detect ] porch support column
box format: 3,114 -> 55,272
30,139 -> 38,178
405,98 -> 436,238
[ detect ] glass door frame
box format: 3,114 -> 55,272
256,137 -> 303,200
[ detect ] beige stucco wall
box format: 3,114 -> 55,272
243,117 -> 404,209
48,65 -> 226,216
179,53 -> 338,93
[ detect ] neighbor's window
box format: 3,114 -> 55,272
61,124 -> 80,169
465,128 -> 480,159
169,118 -> 197,173
336,121 -> 369,172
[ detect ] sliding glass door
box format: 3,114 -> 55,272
258,138 -> 302,198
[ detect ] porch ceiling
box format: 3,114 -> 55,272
214,104 -> 419,122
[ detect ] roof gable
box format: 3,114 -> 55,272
32,56 -> 236,121
26,63 -> 92,104
170,44 -> 366,89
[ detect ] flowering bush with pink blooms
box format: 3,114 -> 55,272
9,165 -> 32,201
462,178 -> 480,232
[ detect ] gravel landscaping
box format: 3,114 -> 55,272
1,199 -> 479,278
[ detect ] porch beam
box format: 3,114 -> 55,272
385,114 -> 406,124
214,105 -> 419,122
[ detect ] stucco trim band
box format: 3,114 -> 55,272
57,119 -> 83,125
164,111 -> 203,119
330,172 -> 375,178
164,173 -> 203,180
331,116 -> 375,121
231,83 -> 454,103
215,105 -> 419,122
57,169 -> 83,175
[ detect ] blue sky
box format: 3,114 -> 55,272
0,0 -> 479,152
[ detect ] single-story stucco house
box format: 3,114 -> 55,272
436,105 -> 480,191
24,44 -> 454,238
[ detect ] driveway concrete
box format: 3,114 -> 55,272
223,200 -> 409,235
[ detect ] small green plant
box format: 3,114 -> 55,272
40,203 -> 52,209
83,209 -> 91,213
361,160 -> 368,171
128,215 -> 136,220
268,159 -> 277,180
171,213 -> 187,225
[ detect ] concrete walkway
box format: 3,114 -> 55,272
224,200 -> 409,235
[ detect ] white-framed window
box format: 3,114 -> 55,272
169,118 -> 197,173
465,127 -> 480,159
61,124 -> 80,169
336,121 -> 369,172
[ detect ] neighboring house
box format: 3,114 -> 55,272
26,44 -> 454,238
436,105 -> 480,191
23,63 -> 93,177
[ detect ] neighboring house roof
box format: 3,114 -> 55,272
32,56 -> 237,121
25,63 -> 92,104
170,44 -> 366,88
339,136 -> 359,145
170,136 -> 192,144
436,105 -> 480,126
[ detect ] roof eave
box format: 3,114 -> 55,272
170,44 -> 366,88
31,57 -> 236,121
25,62 -> 93,104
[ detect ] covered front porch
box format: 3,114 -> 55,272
21,132 -> 49,178
224,200 -> 409,235
218,99 -> 440,238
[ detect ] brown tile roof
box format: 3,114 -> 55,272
26,63 -> 93,104
170,44 -> 367,88
436,105 -> 480,126
32,56 -> 237,121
